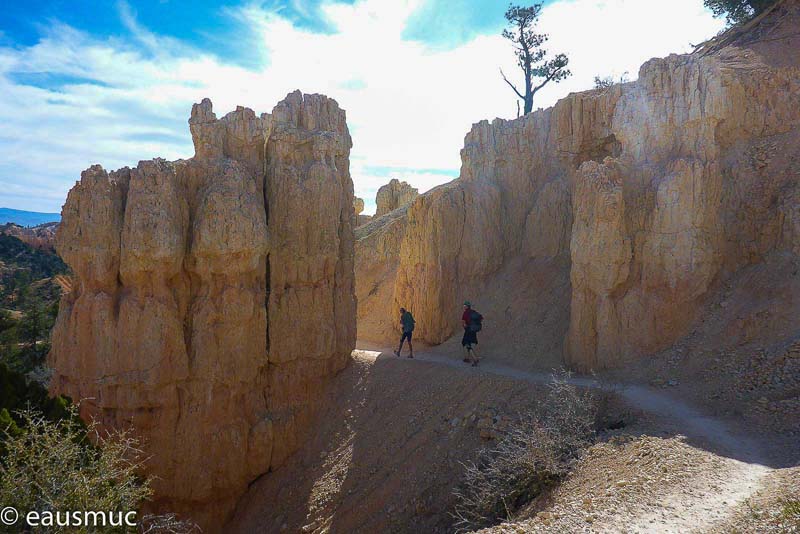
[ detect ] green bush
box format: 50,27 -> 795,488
0,362 -> 70,429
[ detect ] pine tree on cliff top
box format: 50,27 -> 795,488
500,3 -> 571,116
705,0 -> 776,24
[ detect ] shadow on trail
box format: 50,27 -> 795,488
378,347 -> 787,470
230,348 -> 550,533
229,345 -> 795,533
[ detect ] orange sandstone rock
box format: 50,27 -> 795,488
49,91 -> 355,530
355,3 -> 800,370
374,178 -> 419,217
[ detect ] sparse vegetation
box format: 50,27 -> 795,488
0,362 -> 72,443
705,0 -> 776,25
594,72 -> 630,89
0,233 -> 70,438
0,407 -> 201,534
452,372 -> 603,531
781,499 -> 800,523
0,233 -> 66,376
0,408 -> 149,533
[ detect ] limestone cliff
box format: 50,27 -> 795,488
49,91 -> 356,529
374,178 -> 419,217
355,0 -> 800,370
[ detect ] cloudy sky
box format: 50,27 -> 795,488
0,0 -> 724,214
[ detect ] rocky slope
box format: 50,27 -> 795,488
355,0 -> 800,371
48,91 -> 356,530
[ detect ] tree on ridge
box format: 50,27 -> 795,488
500,3 -> 571,116
705,0 -> 776,25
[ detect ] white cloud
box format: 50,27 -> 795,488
0,0 -> 724,213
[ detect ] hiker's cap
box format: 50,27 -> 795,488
463,301 -> 471,307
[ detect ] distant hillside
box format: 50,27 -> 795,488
0,208 -> 60,227
0,222 -> 58,251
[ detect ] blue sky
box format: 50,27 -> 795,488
0,0 -> 724,214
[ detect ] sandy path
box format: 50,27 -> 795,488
355,348 -> 773,533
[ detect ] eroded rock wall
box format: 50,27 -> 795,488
374,178 -> 419,217
358,84 -> 621,345
355,207 -> 409,341
49,91 -> 355,530
356,1 -> 800,369
566,14 -> 800,368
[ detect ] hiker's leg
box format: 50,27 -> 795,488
395,336 -> 403,356
408,332 -> 413,358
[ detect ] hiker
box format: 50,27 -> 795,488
461,301 -> 483,366
394,307 -> 415,358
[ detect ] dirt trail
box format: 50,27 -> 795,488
359,347 -> 774,533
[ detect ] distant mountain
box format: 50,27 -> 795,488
0,208 -> 60,227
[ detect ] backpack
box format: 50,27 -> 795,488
468,310 -> 483,332
402,312 -> 416,332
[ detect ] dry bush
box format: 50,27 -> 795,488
0,407 -> 198,533
0,408 -> 149,533
452,371 -> 601,532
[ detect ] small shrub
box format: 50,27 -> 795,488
452,371 -> 601,531
594,72 -> 630,89
781,499 -> 800,524
0,408 -> 151,533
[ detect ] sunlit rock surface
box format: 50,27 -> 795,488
49,91 -> 356,530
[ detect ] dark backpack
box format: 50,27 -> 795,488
402,312 -> 416,332
468,310 -> 483,332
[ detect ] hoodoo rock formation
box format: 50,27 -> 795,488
353,196 -> 372,226
374,178 -> 419,217
355,1 -> 800,370
48,91 -> 356,530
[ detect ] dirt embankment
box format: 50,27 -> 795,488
229,346 -> 798,533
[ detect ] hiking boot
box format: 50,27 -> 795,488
471,361 -> 479,367
408,354 -> 414,359
394,350 -> 400,357
462,358 -> 470,363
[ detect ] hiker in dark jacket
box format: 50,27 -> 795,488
461,301 -> 483,366
394,307 -> 415,358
